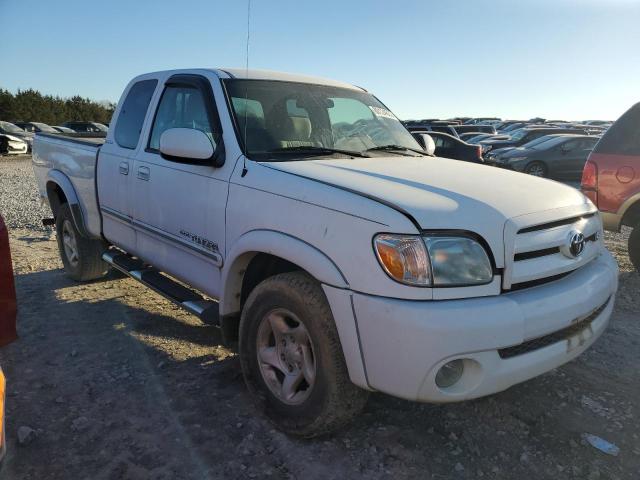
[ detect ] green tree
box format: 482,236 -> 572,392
0,87 -> 115,126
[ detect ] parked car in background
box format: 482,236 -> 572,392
466,133 -> 510,144
412,131 -> 483,163
0,212 -> 18,467
495,121 -> 525,131
0,121 -> 34,150
405,124 -> 460,137
453,125 -> 497,135
464,117 -> 501,125
52,126 -> 77,134
62,121 -> 108,134
481,127 -> 589,153
499,122 -> 528,132
0,134 -> 29,155
13,122 -> 59,134
459,132 -> 487,142
582,102 -> 640,271
490,134 -> 598,180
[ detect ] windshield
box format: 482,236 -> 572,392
223,79 -> 422,159
32,122 -> 58,133
0,121 -> 25,134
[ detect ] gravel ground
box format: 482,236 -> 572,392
0,155 -> 52,231
0,156 -> 638,479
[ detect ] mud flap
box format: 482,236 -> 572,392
0,216 -> 17,346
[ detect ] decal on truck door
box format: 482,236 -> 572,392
179,230 -> 220,255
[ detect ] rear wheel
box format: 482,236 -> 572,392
239,271 -> 368,437
524,161 -> 547,177
629,224 -> 640,272
55,203 -> 108,281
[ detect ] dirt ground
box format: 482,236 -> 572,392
0,157 -> 639,479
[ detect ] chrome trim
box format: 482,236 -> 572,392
100,206 -> 223,266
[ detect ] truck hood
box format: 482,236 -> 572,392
264,156 -> 590,264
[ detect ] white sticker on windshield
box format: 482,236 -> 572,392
369,106 -> 396,120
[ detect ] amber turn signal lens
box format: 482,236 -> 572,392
376,242 -> 405,279
374,234 -> 431,286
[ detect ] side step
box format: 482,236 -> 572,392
102,249 -> 220,326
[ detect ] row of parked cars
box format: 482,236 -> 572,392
403,117 -> 611,182
0,120 -> 109,154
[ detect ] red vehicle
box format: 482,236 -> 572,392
0,214 -> 16,465
581,102 -> 640,270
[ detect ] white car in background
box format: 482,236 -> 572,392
0,134 -> 28,155
0,121 -> 34,151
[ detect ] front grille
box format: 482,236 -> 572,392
503,211 -> 601,290
498,297 -> 610,359
517,213 -> 596,234
513,232 -> 599,262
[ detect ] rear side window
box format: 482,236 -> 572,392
593,103 -> 640,156
114,79 -> 158,149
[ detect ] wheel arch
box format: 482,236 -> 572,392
45,170 -> 89,237
220,230 -> 349,317
620,193 -> 640,228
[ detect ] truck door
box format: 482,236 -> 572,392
97,79 -> 158,253
131,74 -> 228,298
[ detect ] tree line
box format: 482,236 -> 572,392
0,88 -> 116,125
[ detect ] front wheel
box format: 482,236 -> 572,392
629,224 -> 640,272
524,161 -> 547,177
55,203 -> 108,281
239,272 -> 368,437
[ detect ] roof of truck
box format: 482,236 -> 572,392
216,68 -> 365,91
136,68 -> 365,92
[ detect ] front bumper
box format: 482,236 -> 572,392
331,250 -> 617,402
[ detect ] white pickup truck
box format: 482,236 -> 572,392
33,68 -> 618,437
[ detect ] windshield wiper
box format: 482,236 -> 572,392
365,144 -> 429,156
266,146 -> 370,158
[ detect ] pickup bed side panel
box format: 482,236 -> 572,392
32,135 -> 103,238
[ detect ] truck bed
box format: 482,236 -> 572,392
37,132 -> 106,146
32,132 -> 104,238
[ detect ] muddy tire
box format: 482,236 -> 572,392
239,271 -> 368,437
55,203 -> 108,281
629,225 -> 640,272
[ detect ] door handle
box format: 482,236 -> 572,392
137,166 -> 150,181
119,162 -> 129,175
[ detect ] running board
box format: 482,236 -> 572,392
102,249 -> 220,326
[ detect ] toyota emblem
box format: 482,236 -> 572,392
568,231 -> 585,258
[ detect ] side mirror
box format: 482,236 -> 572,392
420,133 -> 436,155
159,128 -> 215,163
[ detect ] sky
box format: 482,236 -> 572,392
1,0 -> 639,121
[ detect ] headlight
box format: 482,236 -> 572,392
423,236 -> 493,285
373,234 -> 493,287
373,234 -> 431,286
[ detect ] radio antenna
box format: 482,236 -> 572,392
241,0 -> 251,177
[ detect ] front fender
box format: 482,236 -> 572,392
46,170 -> 89,237
220,230 -> 370,389
220,229 -> 348,316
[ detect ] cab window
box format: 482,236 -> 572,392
149,85 -> 216,151
114,79 -> 157,149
